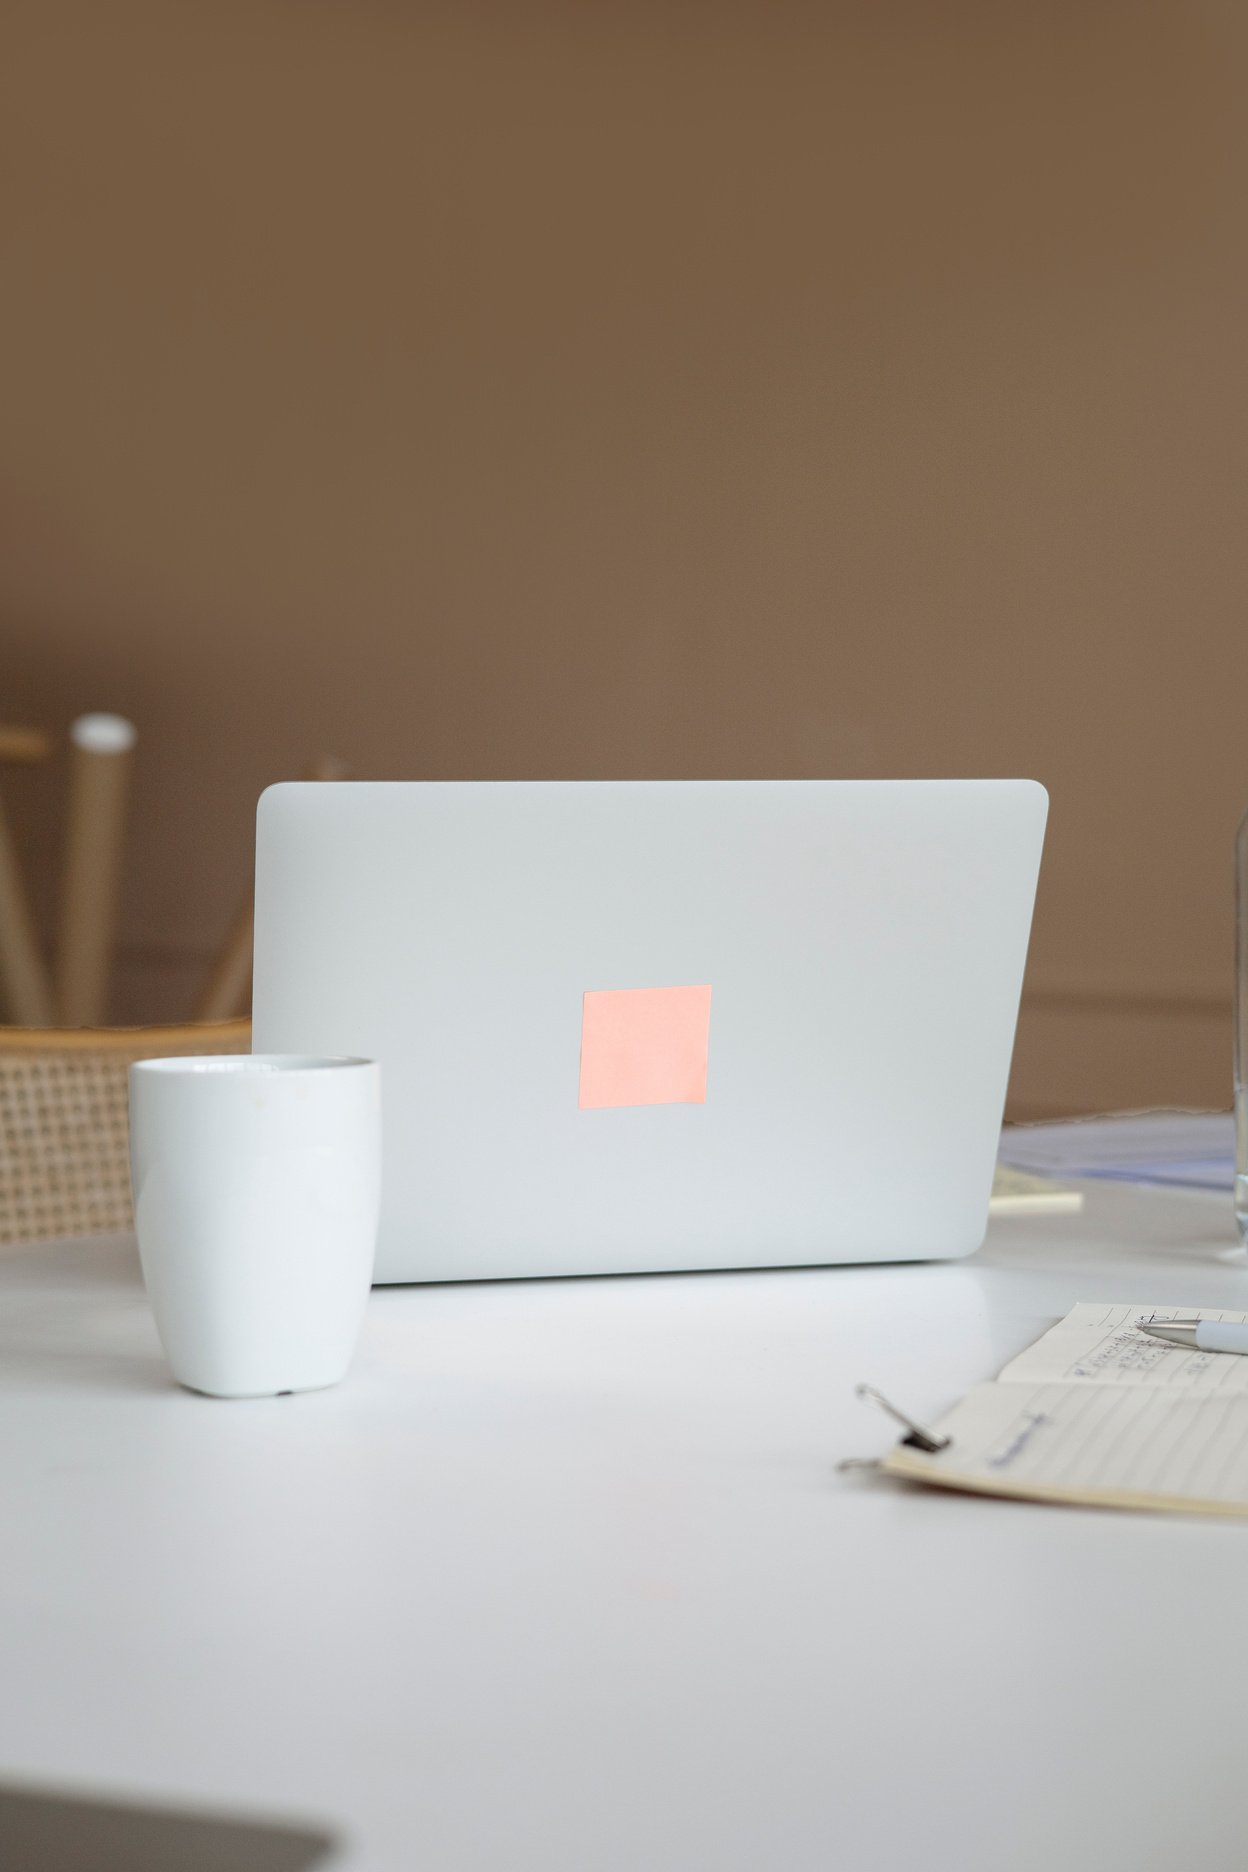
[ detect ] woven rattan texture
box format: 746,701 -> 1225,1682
0,1031 -> 249,1245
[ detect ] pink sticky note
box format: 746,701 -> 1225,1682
578,985 -> 713,1110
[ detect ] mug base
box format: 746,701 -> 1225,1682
175,1371 -> 348,1400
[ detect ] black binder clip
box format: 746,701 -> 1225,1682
838,1383 -> 951,1472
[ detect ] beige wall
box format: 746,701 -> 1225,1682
2,2 -> 1245,1116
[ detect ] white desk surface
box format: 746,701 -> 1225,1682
2,1181 -> 1245,1871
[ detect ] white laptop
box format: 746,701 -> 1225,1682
252,780 -> 1046,1282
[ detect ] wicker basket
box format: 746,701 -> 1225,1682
0,1020 -> 250,1245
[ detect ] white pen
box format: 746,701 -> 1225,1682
1136,1317 -> 1248,1356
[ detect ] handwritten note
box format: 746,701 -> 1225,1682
998,1303 -> 1248,1392
886,1382 -> 1248,1513
880,1303 -> 1248,1515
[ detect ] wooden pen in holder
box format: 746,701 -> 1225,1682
193,754 -> 349,1022
0,725 -> 56,1025
56,714 -> 136,1027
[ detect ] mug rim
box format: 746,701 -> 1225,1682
131,1054 -> 376,1076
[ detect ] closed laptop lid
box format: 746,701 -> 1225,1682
252,779 -> 1046,1281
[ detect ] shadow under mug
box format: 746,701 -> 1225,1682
129,1055 -> 381,1398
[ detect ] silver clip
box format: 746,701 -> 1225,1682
854,1383 -> 951,1454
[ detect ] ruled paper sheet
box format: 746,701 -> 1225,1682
998,1302 -> 1248,1392
884,1381 -> 1248,1514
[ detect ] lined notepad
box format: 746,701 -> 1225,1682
884,1303 -> 1248,1515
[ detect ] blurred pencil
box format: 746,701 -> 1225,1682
192,892 -> 257,1025
0,786 -> 55,1025
56,713 -> 137,1026
0,724 -> 56,1024
193,755 -> 349,1022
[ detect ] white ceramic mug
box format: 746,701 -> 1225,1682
129,1055 -> 381,1398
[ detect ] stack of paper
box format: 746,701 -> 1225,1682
999,1111 -> 1234,1193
